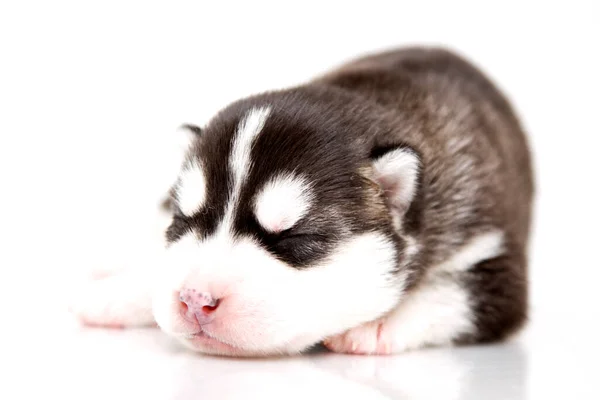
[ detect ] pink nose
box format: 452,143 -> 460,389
179,288 -> 220,325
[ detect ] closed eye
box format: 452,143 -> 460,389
273,231 -> 331,251
276,229 -> 326,242
265,230 -> 332,268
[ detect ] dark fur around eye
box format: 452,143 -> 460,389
261,231 -> 334,268
233,210 -> 336,269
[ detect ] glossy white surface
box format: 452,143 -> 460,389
3,307 -> 597,400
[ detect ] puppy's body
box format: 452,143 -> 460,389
318,48 -> 533,347
72,47 -> 533,356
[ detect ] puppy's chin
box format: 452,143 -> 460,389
173,331 -> 311,357
176,333 -> 255,357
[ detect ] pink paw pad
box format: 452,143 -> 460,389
323,321 -> 392,355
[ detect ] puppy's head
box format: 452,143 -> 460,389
153,90 -> 421,356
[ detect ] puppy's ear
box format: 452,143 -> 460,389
176,123 -> 203,149
160,124 -> 203,214
178,123 -> 203,136
171,123 -> 203,166
370,145 -> 421,221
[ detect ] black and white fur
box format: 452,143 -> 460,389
71,47 -> 534,357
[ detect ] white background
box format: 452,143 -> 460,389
1,1 -> 599,399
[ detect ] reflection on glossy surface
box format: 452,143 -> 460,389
4,309 -> 598,400
311,343 -> 527,400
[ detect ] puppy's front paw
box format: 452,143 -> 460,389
323,320 -> 392,355
69,272 -> 155,328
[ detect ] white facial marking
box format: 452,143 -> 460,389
230,106 -> 271,185
308,232 -> 405,331
254,174 -> 313,232
220,106 -> 272,234
153,230 -> 401,356
175,162 -> 207,217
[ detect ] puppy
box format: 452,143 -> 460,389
71,47 -> 534,356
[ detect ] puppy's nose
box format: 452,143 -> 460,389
179,288 -> 220,325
